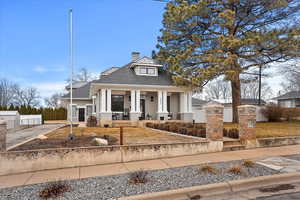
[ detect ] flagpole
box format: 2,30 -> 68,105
69,9 -> 74,137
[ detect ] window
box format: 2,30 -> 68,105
111,95 -> 124,112
86,105 -> 93,117
140,67 -> 147,74
139,67 -> 156,75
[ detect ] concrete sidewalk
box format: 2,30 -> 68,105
1,145 -> 300,189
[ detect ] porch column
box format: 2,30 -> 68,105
136,90 -> 141,113
157,91 -> 163,113
187,92 -> 193,112
106,89 -> 112,112
180,92 -> 187,113
130,90 -> 136,112
100,89 -> 106,112
92,95 -> 96,115
163,91 -> 168,113
180,92 -> 193,122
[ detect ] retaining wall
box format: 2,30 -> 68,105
0,141 -> 223,175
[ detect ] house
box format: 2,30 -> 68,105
273,91 -> 300,108
192,98 -> 268,123
0,111 -> 20,129
61,52 -> 194,126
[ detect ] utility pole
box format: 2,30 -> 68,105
69,9 -> 74,139
258,65 -> 262,106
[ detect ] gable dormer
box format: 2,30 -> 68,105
130,52 -> 163,77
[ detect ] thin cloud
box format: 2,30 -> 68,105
33,65 -> 67,73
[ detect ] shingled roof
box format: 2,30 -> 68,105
274,91 -> 300,100
61,82 -> 91,99
93,62 -> 174,86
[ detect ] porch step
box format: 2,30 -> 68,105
223,144 -> 246,152
223,140 -> 246,151
223,140 -> 243,146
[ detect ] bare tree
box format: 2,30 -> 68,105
0,78 -> 18,107
14,86 -> 40,107
241,81 -> 273,100
279,61 -> 300,92
66,67 -> 95,83
204,79 -> 231,100
205,77 -> 273,100
44,93 -> 62,108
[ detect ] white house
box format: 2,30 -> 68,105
61,52 -> 194,125
0,111 -> 20,129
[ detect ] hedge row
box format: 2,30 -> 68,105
0,105 -> 67,121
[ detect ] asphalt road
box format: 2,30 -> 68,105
257,192 -> 300,200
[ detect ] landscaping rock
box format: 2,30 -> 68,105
92,138 -> 108,146
37,135 -> 48,140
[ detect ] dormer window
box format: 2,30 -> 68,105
139,67 -> 156,75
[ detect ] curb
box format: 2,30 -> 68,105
117,172 -> 300,200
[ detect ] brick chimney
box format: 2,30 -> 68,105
131,52 -> 140,61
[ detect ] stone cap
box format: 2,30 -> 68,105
0,120 -> 6,125
238,105 -> 256,115
203,101 -> 224,109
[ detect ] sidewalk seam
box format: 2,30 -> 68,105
23,173 -> 34,186
160,159 -> 173,168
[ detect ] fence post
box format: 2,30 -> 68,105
238,105 -> 257,141
204,103 -> 224,140
0,120 -> 7,151
120,127 -> 124,145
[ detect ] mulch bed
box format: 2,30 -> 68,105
10,135 -> 118,151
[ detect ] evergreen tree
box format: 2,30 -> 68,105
157,0 -> 300,122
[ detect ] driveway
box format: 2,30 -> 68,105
6,124 -> 66,149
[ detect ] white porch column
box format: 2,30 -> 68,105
92,95 -> 96,114
106,89 -> 112,112
163,91 -> 168,113
130,90 -> 136,112
136,90 -> 141,113
101,89 -> 106,112
187,92 -> 193,112
180,92 -> 188,113
157,90 -> 163,113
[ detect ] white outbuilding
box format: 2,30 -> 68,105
0,111 -> 20,129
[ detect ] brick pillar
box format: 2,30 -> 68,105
0,120 -> 7,151
238,105 -> 256,140
204,104 -> 224,140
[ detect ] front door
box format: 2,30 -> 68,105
140,99 -> 145,120
78,108 -> 85,122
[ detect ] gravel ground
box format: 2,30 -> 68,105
0,160 -> 279,200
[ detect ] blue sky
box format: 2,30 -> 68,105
0,0 -> 166,97
0,0 -> 283,99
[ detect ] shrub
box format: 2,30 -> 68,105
158,123 -> 165,130
282,108 -> 300,121
145,122 -> 154,128
128,169 -> 149,184
196,129 -> 206,138
153,123 -> 160,129
87,116 -> 97,127
199,164 -> 218,174
169,125 -> 178,133
227,166 -> 245,175
224,129 -> 239,139
261,104 -> 284,122
178,127 -> 187,135
39,180 -> 71,200
242,160 -> 256,168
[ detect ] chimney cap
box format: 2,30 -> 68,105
131,52 -> 140,61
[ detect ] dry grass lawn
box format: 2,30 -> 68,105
46,127 -> 203,145
224,122 -> 300,138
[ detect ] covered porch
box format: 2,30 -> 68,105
90,84 -> 193,124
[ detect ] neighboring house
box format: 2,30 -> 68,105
192,98 -> 267,123
273,91 -> 300,108
0,111 -> 20,129
61,52 -> 194,125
